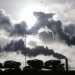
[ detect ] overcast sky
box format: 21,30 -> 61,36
0,0 -> 75,70
0,0 -> 75,24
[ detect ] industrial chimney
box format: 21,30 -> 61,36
65,58 -> 68,71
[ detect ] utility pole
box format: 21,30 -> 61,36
25,35 -> 27,67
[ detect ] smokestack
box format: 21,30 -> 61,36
65,58 -> 68,71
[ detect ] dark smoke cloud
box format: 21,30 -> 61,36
0,9 -> 75,46
30,12 -> 55,34
0,10 -> 12,31
4,39 -> 25,51
0,47 -> 3,52
9,21 -> 31,36
30,11 -> 75,46
64,24 -> 75,37
26,46 -> 66,59
0,10 -> 31,37
70,37 -> 75,45
64,24 -> 75,45
34,12 -> 54,20
39,31 -> 54,43
4,39 -> 66,59
30,12 -> 62,36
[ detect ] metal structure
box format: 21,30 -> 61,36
25,35 -> 27,67
65,58 -> 68,71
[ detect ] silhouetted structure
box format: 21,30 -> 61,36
44,60 -> 65,71
0,69 -> 3,72
4,68 -> 21,72
0,58 -> 69,72
27,59 -> 43,71
23,66 -> 36,71
65,58 -> 68,71
4,60 -> 21,68
0,63 -> 3,68
23,59 -> 66,71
